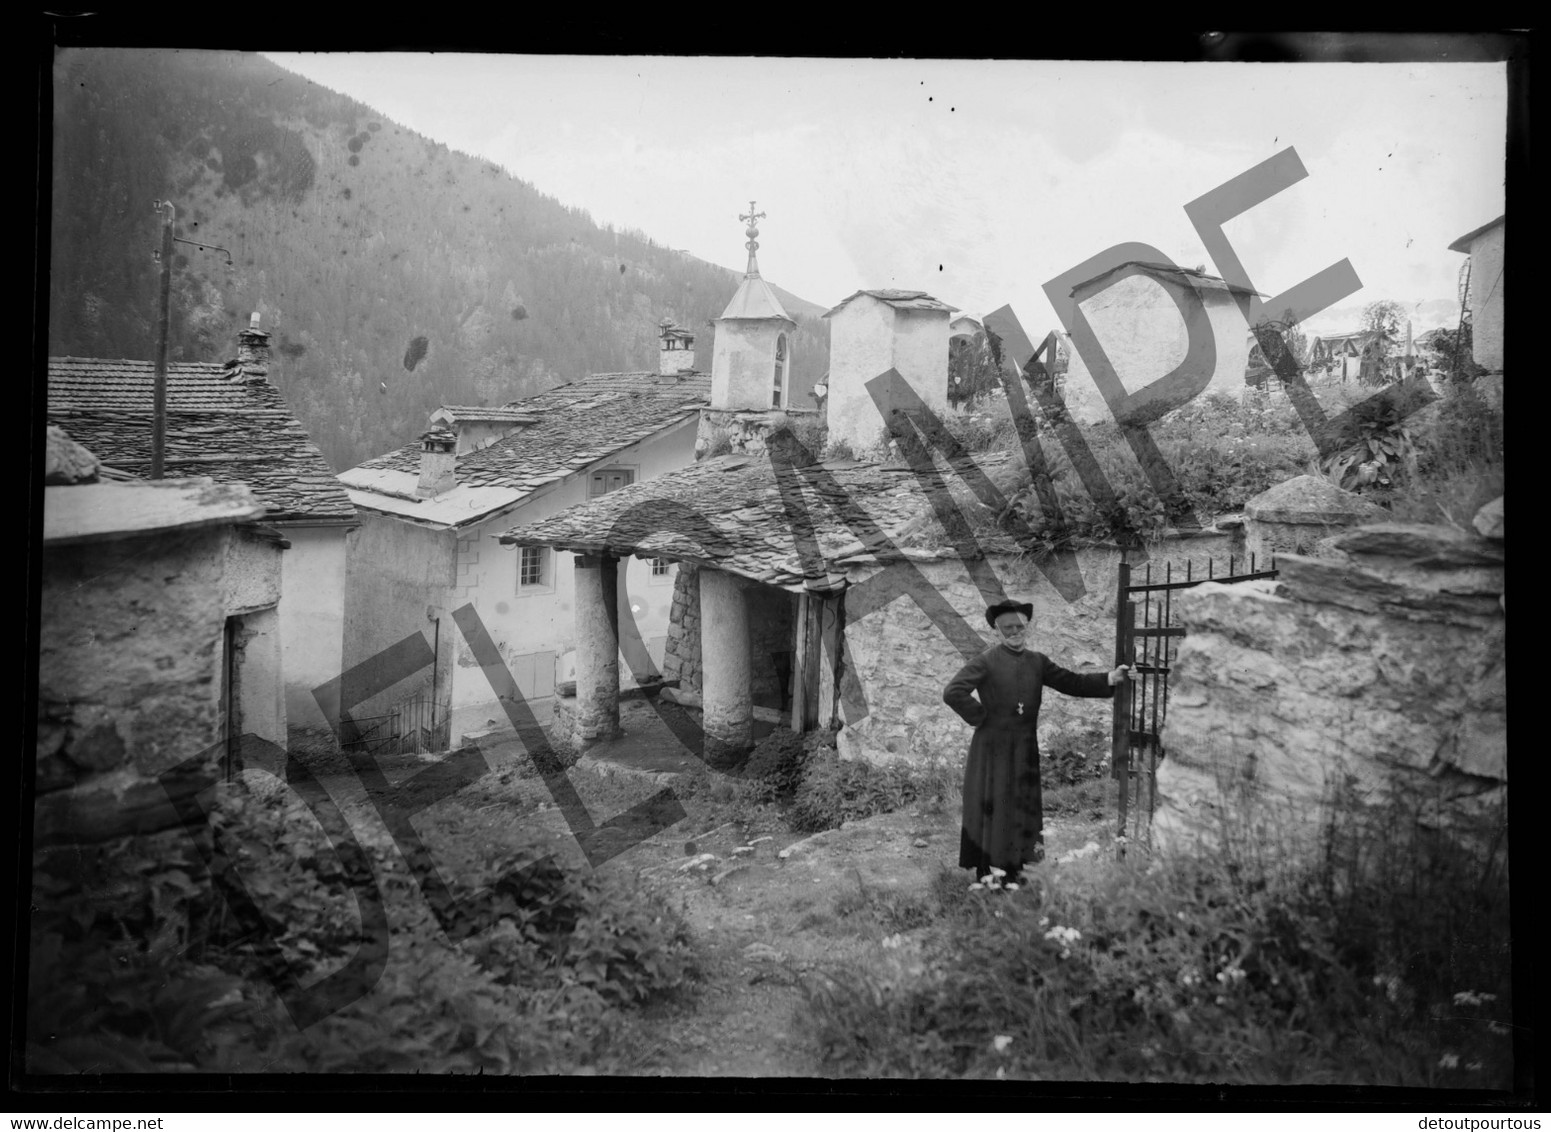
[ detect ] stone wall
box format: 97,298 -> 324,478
661,563 -> 702,693
1244,474 -> 1387,565
1154,513 -> 1506,853
37,525 -> 231,846
836,531 -> 1243,766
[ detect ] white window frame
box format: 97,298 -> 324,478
517,545 -> 555,596
647,556 -> 675,585
588,464 -> 638,499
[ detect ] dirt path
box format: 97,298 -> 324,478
303,698 -> 1108,1078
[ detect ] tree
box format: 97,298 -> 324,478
1361,299 -> 1406,340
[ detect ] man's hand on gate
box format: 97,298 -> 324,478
1108,665 -> 1133,686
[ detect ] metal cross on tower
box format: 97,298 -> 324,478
740,201 -> 766,274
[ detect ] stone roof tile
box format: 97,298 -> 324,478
344,370 -> 710,528
46,358 -> 355,523
498,447 -> 1024,591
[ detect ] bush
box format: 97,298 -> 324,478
28,776 -> 700,1075
741,728 -> 813,801
801,785 -> 1513,1085
788,749 -> 924,833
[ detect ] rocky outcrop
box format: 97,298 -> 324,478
1243,474 -> 1387,564
1155,513 -> 1505,854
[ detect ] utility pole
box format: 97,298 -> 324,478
151,200 -> 175,479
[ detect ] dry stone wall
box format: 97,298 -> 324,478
1155,512 -> 1506,853
36,526 -> 231,846
837,532 -> 1243,767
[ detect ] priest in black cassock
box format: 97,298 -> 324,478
943,600 -> 1132,885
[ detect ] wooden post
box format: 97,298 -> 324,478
791,591 -> 809,733
1112,563 -> 1133,851
152,201 -> 175,480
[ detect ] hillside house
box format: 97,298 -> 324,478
1059,262 -> 1259,424
46,317 -> 356,744
38,431 -> 281,848
1449,215 -> 1505,373
337,322 -> 712,745
1309,330 -> 1395,383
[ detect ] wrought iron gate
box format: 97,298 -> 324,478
1111,552 -> 1279,849
339,693 -> 451,758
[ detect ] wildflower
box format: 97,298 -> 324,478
1038,915 -> 1049,928
988,866 -> 1007,878
1467,1061 -> 1483,1072
881,933 -> 903,950
1438,1053 -> 1460,1070
992,1035 -> 1013,1053
995,1066 -> 1007,1080
1004,883 -> 1019,892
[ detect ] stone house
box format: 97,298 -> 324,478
1058,261 -> 1259,425
337,325 -> 712,745
823,289 -> 956,454
37,433 -> 283,848
46,317 -> 357,744
500,442 -> 1247,764
1309,329 -> 1395,383
1449,214 -> 1505,373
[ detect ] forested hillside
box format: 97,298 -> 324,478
48,49 -> 830,470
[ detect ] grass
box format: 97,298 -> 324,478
797,770 -> 1514,1086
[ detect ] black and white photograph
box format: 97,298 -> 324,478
24,29 -> 1523,1104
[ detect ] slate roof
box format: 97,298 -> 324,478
341,370 -> 711,530
46,358 -> 356,524
719,273 -> 793,322
1448,214 -> 1504,254
498,448 -> 1027,593
824,289 -> 956,318
44,477 -> 267,546
432,405 -> 542,424
1068,262 -> 1264,299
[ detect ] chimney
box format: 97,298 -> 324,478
658,318 -> 697,375
236,312 -> 271,381
417,423 -> 457,497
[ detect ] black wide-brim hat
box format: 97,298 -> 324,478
985,600 -> 1034,627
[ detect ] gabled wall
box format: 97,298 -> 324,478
1467,224 -> 1505,372
827,297 -> 951,453
340,515 -> 458,728
711,317 -> 794,411
278,525 -> 351,740
1062,273 -> 1252,425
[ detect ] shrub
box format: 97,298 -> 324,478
741,727 -> 812,801
801,783 -> 1513,1085
788,749 -> 923,833
28,775 -> 700,1075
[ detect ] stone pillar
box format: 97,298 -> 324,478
699,568 -> 752,758
1244,474 -> 1387,565
573,554 -> 622,748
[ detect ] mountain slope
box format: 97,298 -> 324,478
47,49 -> 830,470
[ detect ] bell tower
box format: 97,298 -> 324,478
711,202 -> 798,411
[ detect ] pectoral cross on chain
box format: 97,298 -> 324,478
1017,702 -> 1025,715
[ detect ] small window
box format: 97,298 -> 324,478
772,333 -> 788,408
518,546 -> 551,592
589,466 -> 636,498
651,557 -> 672,577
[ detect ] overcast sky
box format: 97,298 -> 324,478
265,54 -> 1506,335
